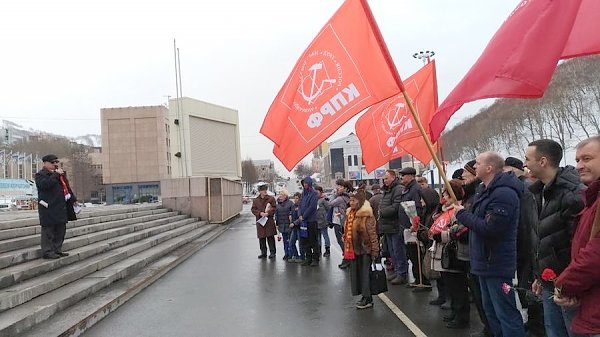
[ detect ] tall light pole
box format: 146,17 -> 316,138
412,50 -> 437,189
412,50 -> 435,64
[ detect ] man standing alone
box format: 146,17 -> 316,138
36,154 -> 76,259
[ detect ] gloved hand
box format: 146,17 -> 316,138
450,224 -> 468,240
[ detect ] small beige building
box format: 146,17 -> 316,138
101,105 -> 170,203
168,97 -> 241,179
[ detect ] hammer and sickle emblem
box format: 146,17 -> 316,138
299,62 -> 336,105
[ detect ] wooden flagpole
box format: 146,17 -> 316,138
401,90 -> 458,202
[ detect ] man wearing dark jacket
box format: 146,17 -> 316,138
35,154 -> 77,259
555,135 -> 600,335
397,167 -> 424,288
525,139 -> 585,337
504,157 -> 538,291
455,152 -> 525,337
380,169 -> 407,285
298,177 -> 320,266
503,156 -> 543,337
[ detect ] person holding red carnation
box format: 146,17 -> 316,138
554,136 -> 600,336
525,139 -> 585,337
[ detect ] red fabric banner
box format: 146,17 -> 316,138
561,0 -> 600,59
260,0 -> 404,170
429,0 -> 587,142
356,61 -> 438,172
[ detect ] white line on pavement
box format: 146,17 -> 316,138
329,235 -> 427,337
378,293 -> 428,337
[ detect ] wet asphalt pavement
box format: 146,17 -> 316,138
83,205 -> 485,337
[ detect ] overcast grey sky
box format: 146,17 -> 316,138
0,0 -> 520,172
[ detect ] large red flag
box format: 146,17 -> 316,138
429,0 -> 588,142
261,0 -> 404,170
356,61 -> 438,172
561,0 -> 600,59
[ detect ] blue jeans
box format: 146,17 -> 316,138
479,276 -> 525,337
385,233 -> 408,278
542,288 -> 585,337
289,229 -> 305,259
318,227 -> 330,248
281,232 -> 291,257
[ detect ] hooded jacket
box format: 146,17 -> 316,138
299,176 -> 319,223
456,172 -> 523,279
529,166 -> 584,287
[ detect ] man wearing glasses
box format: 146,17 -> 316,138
35,154 -> 77,259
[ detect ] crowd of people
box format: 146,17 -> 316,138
251,135 -> 600,337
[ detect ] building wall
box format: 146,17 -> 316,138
168,97 -> 241,179
101,106 -> 169,185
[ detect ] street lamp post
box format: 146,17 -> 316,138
412,50 -> 435,64
412,50 -> 437,189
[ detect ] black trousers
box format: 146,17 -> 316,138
259,236 -> 276,255
406,242 -> 430,285
41,223 -> 67,256
300,221 -> 320,262
435,276 -> 447,301
468,272 -> 490,332
350,254 -> 372,297
442,271 -> 471,323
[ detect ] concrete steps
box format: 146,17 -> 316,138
0,204 -> 229,336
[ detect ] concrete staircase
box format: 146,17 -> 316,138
0,204 -> 229,336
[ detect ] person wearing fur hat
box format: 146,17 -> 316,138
345,189 -> 380,309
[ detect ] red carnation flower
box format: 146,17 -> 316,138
541,268 -> 558,282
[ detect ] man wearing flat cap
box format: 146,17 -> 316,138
398,167 -> 424,287
35,154 -> 78,259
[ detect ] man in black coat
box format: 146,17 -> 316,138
379,169 -> 407,285
397,167 -> 424,288
524,139 -> 585,337
36,154 -> 77,259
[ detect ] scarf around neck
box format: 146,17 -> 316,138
343,209 -> 356,260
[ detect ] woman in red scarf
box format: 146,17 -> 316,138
345,189 -> 380,309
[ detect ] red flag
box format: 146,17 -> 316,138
261,0 -> 404,170
356,61 -> 438,172
561,0 -> 600,59
429,0 -> 585,142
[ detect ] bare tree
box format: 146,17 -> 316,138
241,158 -> 258,193
293,161 -> 315,179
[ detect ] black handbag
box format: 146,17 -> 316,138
441,241 -> 459,270
369,263 -> 388,295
